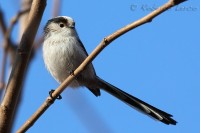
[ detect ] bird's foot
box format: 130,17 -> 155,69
49,89 -> 62,100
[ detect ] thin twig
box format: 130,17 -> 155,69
0,52 -> 7,91
17,0 -> 186,132
0,0 -> 46,132
10,8 -> 31,31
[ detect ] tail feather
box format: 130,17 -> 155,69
97,77 -> 177,125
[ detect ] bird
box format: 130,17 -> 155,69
43,16 -> 177,125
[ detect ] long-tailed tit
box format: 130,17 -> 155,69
43,16 -> 177,125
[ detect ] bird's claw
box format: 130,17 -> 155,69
49,89 -> 62,100
69,70 -> 75,76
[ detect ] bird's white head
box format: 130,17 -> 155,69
44,16 -> 76,39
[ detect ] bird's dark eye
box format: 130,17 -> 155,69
59,23 -> 64,28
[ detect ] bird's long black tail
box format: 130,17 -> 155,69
96,77 -> 177,125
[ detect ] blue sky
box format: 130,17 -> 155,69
0,0 -> 200,133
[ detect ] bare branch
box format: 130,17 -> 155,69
3,6 -> 32,133
52,0 -> 61,18
0,0 -> 46,132
0,8 -> 7,92
0,8 -> 7,36
17,0 -> 186,132
6,8 -> 31,63
18,0 -> 33,40
0,52 -> 7,91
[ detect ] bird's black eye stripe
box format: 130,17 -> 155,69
44,17 -> 68,33
50,17 -> 68,25
59,23 -> 64,28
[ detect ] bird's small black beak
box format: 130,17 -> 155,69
69,22 -> 75,28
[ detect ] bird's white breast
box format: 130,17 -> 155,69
43,35 -> 88,87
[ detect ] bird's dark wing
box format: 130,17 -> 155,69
77,38 -> 101,96
77,38 -> 89,56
